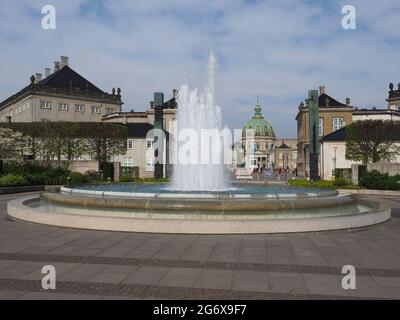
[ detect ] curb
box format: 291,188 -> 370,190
337,189 -> 400,196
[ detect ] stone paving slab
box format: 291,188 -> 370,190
1,193 -> 400,299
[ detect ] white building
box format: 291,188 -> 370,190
241,100 -> 276,170
320,82 -> 400,180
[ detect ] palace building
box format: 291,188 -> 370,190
297,83 -> 400,180
0,56 -> 123,123
0,56 -> 177,179
296,86 -> 353,178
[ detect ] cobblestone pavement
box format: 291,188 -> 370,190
1,192 -> 400,300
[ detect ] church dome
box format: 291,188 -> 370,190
243,100 -> 275,138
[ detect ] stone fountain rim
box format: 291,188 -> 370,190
7,195 -> 391,234
43,189 -> 350,212
60,186 -> 338,200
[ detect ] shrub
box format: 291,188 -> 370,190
312,180 -> 334,189
84,170 -> 102,182
23,173 -> 45,185
0,174 -> 27,187
120,166 -> 139,179
40,166 -> 70,185
3,162 -> 71,186
333,178 -> 349,187
288,179 -> 334,189
4,162 -> 48,175
68,172 -> 87,185
120,175 -> 135,182
359,170 -> 400,190
134,177 -> 169,184
335,168 -> 352,181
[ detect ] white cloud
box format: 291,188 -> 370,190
0,0 -> 399,137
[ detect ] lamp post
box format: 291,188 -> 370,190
332,146 -> 337,179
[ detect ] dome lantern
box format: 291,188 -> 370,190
243,98 -> 276,138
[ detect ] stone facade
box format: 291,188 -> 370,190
241,100 -> 276,170
274,139 -> 297,171
0,57 -> 122,123
296,86 -> 353,178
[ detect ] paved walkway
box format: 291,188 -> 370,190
1,192 -> 400,300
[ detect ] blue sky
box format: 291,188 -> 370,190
0,0 -> 399,137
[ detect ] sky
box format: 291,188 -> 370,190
0,0 -> 399,138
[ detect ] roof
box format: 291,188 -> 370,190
322,127 -> 346,142
125,123 -> 168,138
277,143 -> 290,149
243,102 -> 276,138
37,66 -> 104,94
163,97 -> 177,109
353,108 -> 400,116
126,123 -> 154,138
318,93 -> 347,108
0,65 -> 119,111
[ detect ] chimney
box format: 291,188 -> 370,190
34,73 -> 42,83
319,86 -> 326,95
172,89 -> 178,99
54,61 -> 60,72
60,56 -> 69,68
44,68 -> 51,78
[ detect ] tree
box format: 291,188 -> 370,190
0,122 -> 127,165
346,120 -> 400,164
60,123 -> 86,161
0,128 -> 24,174
84,123 -> 128,162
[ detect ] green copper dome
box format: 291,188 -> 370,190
243,100 -> 276,138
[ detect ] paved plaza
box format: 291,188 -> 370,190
1,192 -> 400,300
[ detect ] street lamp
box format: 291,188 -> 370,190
332,147 -> 337,178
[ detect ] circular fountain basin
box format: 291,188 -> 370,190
7,183 -> 391,234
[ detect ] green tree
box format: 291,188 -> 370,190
346,120 -> 400,164
84,123 -> 128,162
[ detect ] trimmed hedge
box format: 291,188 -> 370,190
0,174 -> 27,187
359,170 -> 400,191
288,179 -> 334,189
69,172 -> 87,185
3,162 -> 70,186
288,178 -> 358,189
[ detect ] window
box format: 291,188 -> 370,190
75,104 -> 85,112
318,117 -> 324,137
127,140 -> 133,149
58,103 -> 68,111
332,117 -> 343,132
91,106 -> 100,114
123,156 -> 133,167
146,140 -> 153,149
40,101 -> 51,109
105,108 -> 115,114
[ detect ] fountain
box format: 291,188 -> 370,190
7,52 -> 391,234
171,50 -> 227,191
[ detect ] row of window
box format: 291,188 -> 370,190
40,101 -> 115,115
126,140 -> 154,149
318,117 -> 344,137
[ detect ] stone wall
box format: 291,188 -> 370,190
352,162 -> 400,185
367,162 -> 400,176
